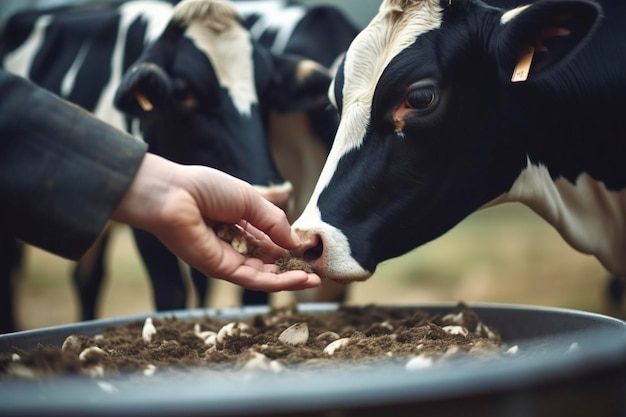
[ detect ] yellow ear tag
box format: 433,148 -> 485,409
133,90 -> 154,111
511,46 -> 535,82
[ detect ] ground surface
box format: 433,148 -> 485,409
1,303 -> 512,379
10,204 -> 626,332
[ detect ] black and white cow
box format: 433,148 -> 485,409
115,0 -> 354,308
0,0 -> 355,331
233,1 -> 360,222
112,0 -> 358,308
3,2 -> 349,332
237,0 -> 359,70
232,0 -> 360,303
291,0 -> 626,297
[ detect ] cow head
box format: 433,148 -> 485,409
114,0 -> 333,208
292,0 -> 602,282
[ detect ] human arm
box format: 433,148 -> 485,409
0,69 -> 147,259
0,70 -> 320,291
112,154 -> 320,290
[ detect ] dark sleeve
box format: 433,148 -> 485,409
0,70 -> 148,260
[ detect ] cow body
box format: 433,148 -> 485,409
113,0 -> 356,307
0,0 -> 354,331
113,0 -> 301,309
237,0 -> 359,70
292,0 -> 626,287
1,0 -> 173,133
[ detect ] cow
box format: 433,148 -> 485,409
236,0 -> 359,70
233,0 -> 361,303
290,0 -> 626,305
0,0 -> 353,332
113,0 -> 358,308
2,1 -> 357,332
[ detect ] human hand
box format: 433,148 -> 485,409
111,153 -> 321,291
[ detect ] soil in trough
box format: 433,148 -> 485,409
0,302 -> 516,379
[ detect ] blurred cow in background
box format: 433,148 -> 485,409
0,0 -> 359,333
1,0 -> 174,332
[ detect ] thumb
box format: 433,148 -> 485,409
242,188 -> 301,250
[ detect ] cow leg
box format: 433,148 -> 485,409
605,274 -> 626,307
72,229 -> 111,321
0,235 -> 22,333
188,268 -> 267,306
189,268 -> 210,307
132,228 -> 187,311
241,288 -> 269,305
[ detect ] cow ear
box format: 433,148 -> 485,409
114,62 -> 172,116
493,0 -> 601,83
267,55 -> 333,112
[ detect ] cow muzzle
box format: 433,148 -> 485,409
290,223 -> 371,283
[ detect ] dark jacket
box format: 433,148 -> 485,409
0,70 -> 147,259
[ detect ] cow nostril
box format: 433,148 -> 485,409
302,239 -> 323,263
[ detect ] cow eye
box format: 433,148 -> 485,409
172,78 -> 197,109
404,85 -> 437,110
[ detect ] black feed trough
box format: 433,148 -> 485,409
0,302 -> 625,417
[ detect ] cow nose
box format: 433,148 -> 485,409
301,234 -> 323,264
292,231 -> 325,275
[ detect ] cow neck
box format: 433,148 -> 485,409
483,79 -> 626,275
489,156 -> 626,278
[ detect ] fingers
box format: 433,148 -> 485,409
194,242 -> 321,292
143,163 -> 316,291
185,166 -> 301,250
159,219 -> 321,293
240,193 -> 302,250
221,259 -> 322,292
233,222 -> 294,262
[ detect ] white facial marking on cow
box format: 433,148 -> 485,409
313,0 -> 442,199
176,0 -> 257,116
293,0 -> 443,280
486,158 -> 626,276
3,15 -> 52,77
329,52 -> 346,79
